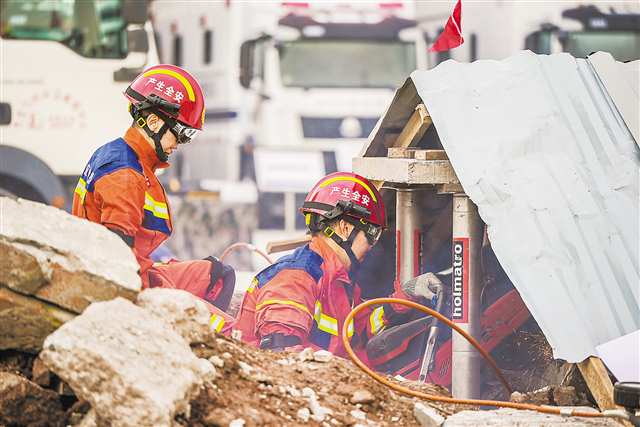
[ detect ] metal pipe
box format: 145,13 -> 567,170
451,194 -> 483,399
395,188 -> 422,284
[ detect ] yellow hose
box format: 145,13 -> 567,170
341,297 -> 606,419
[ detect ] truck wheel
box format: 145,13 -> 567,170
0,175 -> 47,204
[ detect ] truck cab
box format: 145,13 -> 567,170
237,2 -> 427,243
0,0 -> 158,209
525,6 -> 640,62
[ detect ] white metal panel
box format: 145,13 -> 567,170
409,50 -> 639,362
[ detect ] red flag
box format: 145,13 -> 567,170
429,0 -> 464,52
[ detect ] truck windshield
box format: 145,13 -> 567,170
1,0 -> 127,59
564,31 -> 640,62
279,40 -> 416,88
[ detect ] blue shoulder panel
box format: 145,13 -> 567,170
255,244 -> 324,288
82,138 -> 143,191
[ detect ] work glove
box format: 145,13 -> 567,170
401,272 -> 443,305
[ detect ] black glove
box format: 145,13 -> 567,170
259,333 -> 302,351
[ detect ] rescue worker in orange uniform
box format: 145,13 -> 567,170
233,172 -> 434,356
72,64 -> 235,314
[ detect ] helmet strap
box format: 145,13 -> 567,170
133,110 -> 171,162
323,222 -> 362,283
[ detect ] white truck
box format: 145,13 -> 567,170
151,1 -> 428,244
416,1 -> 639,65
0,0 -> 159,209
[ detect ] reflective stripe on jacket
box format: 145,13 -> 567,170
72,128 -> 172,286
233,236 -> 411,358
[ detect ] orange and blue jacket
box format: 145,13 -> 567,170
72,128 -> 172,287
233,236 -> 411,359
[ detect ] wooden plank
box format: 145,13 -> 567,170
353,157 -> 459,185
577,356 -> 617,411
393,104 -> 432,149
437,183 -> 464,194
266,235 -> 311,254
414,149 -> 448,161
388,147 -> 416,159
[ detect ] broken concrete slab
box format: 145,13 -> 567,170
0,197 -> 140,313
414,402 -> 445,427
136,288 -> 214,345
40,297 -> 215,427
0,371 -> 64,426
443,408 -> 619,426
0,286 -> 75,352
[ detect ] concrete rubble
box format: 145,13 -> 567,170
442,408 -> 619,426
0,187 -> 624,426
136,288 -> 214,345
0,197 -> 140,351
40,297 -> 215,427
0,371 -> 64,426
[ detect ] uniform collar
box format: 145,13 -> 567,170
310,235 -> 351,285
123,127 -> 169,171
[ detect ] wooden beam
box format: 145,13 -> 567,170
577,356 -> 616,410
266,236 -> 311,255
393,104 -> 432,149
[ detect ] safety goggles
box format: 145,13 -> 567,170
357,218 -> 383,246
170,121 -> 200,145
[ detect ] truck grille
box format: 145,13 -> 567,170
301,117 -> 378,139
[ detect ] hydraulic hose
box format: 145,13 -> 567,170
220,242 -> 274,265
342,297 -> 610,420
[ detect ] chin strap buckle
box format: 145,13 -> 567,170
323,226 -> 335,238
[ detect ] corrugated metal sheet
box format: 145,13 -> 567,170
405,51 -> 639,362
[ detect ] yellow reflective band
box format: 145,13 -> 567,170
74,178 -> 87,204
369,306 -> 385,335
209,314 -> 225,332
144,192 -> 169,219
255,299 -> 312,317
319,176 -> 377,202
143,68 -> 195,101
347,319 -> 354,338
313,301 -> 338,336
247,278 -> 258,294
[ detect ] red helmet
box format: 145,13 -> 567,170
124,64 -> 205,130
302,172 -> 386,228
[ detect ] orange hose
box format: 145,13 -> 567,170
342,297 -> 605,419
220,242 -> 274,265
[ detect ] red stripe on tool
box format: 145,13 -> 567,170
396,230 -> 401,281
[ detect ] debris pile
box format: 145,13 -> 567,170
0,197 -> 140,353
0,198 -> 621,426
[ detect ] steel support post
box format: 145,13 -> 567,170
395,189 -> 422,284
451,194 -> 483,399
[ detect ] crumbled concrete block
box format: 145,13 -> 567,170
298,347 -> 314,362
31,356 -> 52,387
0,372 -> 64,426
313,350 -> 333,363
136,288 -> 214,344
0,286 -> 74,352
297,407 -> 311,422
0,197 -> 140,314
350,389 -> 375,404
414,402 -> 445,427
443,408 -> 619,426
40,298 -> 215,427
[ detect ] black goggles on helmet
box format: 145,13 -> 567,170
356,217 -> 383,245
169,121 -> 200,145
